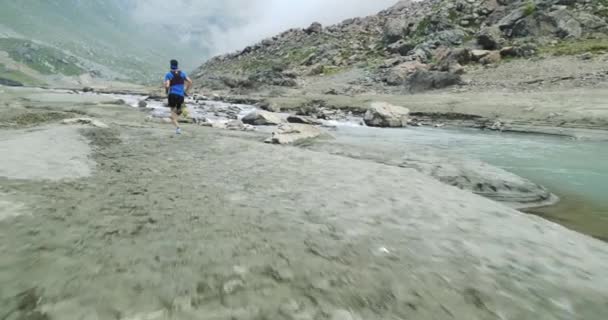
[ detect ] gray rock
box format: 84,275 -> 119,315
406,70 -> 462,93
305,22 -> 323,34
242,110 -> 283,126
385,61 -> 428,86
225,120 -> 256,131
387,39 -> 415,56
477,27 -> 502,50
287,115 -> 322,125
364,102 -> 410,128
383,18 -> 406,43
265,123 -> 326,145
138,100 -> 147,108
498,7 -> 527,32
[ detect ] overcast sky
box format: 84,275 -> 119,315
133,0 -> 397,55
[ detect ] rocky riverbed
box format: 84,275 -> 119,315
1,86 -> 608,319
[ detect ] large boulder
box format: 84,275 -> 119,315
364,102 -> 410,128
265,123 -> 326,145
383,19 -> 406,43
547,9 -> 582,38
241,110 -> 283,126
405,70 -> 462,93
476,27 -> 503,50
305,22 -> 323,34
385,61 -> 428,86
498,7 -> 528,35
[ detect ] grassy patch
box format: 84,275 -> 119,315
524,2 -> 536,16
0,38 -> 85,76
540,39 -> 608,56
322,66 -> 344,76
0,63 -> 43,86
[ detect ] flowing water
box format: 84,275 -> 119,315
330,125 -> 608,240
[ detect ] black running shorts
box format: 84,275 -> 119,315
168,94 -> 184,114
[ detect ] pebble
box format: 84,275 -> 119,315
331,309 -> 357,320
222,279 -> 245,295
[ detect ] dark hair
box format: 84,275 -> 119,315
170,59 -> 179,70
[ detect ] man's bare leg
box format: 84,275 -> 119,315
170,108 -> 181,134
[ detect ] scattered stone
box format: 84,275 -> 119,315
479,51 -> 502,65
225,120 -> 256,131
499,46 -> 517,57
471,49 -> 491,61
364,102 -> 410,128
222,279 -> 245,295
138,100 -> 147,108
579,52 -> 593,60
331,309 -> 359,320
387,39 -> 415,56
265,123 -> 326,145
242,110 -> 283,126
82,87 -> 94,93
259,101 -> 282,113
62,118 -> 109,128
490,121 -> 504,131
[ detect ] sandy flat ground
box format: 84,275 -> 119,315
1,87 -> 608,319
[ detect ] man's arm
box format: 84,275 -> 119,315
164,80 -> 171,95
185,77 -> 193,96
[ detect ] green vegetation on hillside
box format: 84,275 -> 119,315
0,63 -> 43,86
541,39 -> 608,56
0,38 -> 84,76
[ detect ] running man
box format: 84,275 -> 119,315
164,59 -> 193,134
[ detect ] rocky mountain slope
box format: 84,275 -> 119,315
192,0 -> 608,94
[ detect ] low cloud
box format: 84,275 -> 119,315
133,0 -> 396,56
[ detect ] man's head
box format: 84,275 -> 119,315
170,59 -> 179,70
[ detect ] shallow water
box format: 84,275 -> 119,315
331,125 -> 608,239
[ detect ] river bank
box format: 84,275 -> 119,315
1,85 -> 608,319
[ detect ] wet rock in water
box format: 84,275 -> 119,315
62,118 -> 108,128
138,100 -> 147,108
287,115 -> 322,125
266,123 -> 326,145
82,86 -> 94,93
364,102 -> 410,128
242,110 -> 283,126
